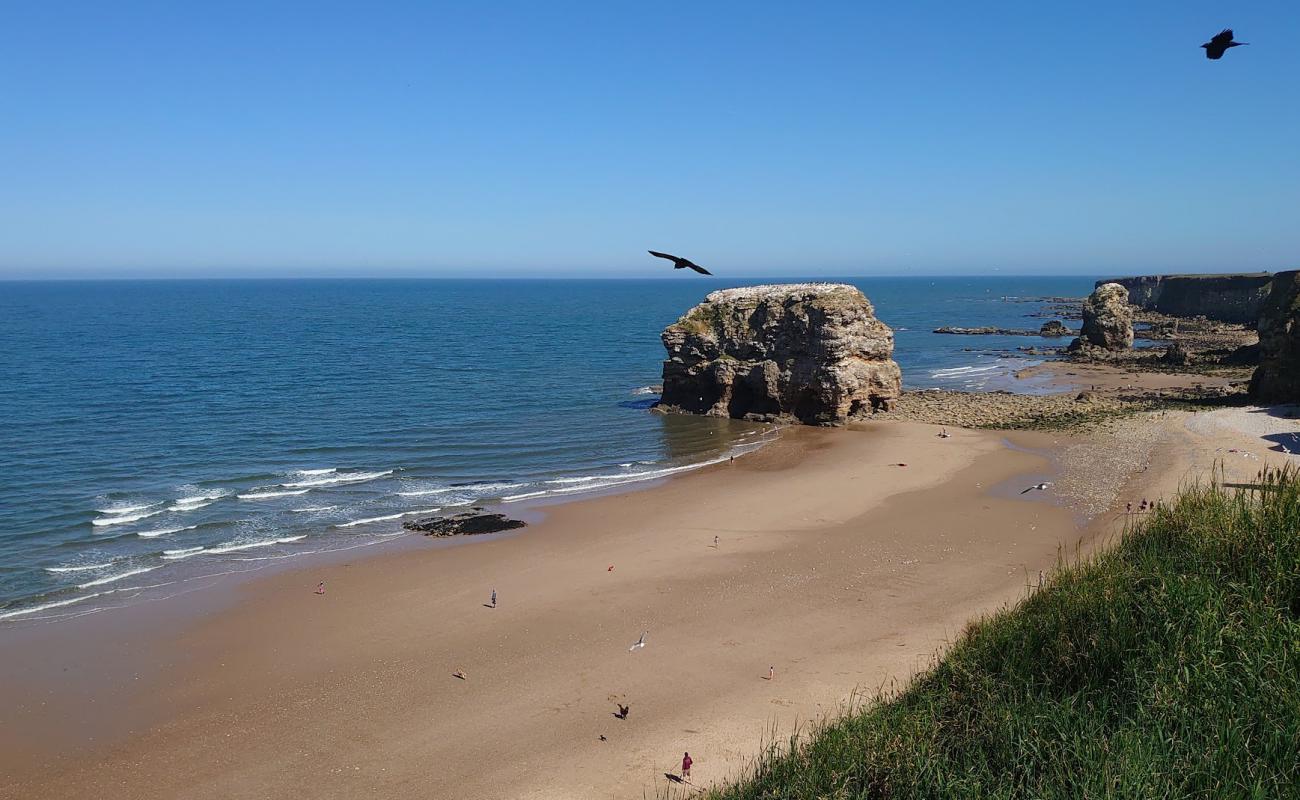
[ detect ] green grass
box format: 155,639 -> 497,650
698,467 -> 1300,799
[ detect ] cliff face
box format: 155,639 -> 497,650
1249,271 -> 1300,402
1069,283 -> 1134,352
659,283 -> 901,426
1102,273 -> 1272,324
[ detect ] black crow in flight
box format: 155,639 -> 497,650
1202,29 -> 1247,59
648,251 -> 712,275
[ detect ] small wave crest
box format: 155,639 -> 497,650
92,508 -> 165,527
238,489 -> 310,500
281,470 -> 392,489
95,501 -> 158,515
333,508 -> 440,528
205,535 -> 306,555
45,562 -> 114,574
162,547 -> 206,560
137,525 -> 199,538
0,593 -> 103,621
77,566 -> 159,588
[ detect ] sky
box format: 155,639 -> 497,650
1,1 -> 1297,279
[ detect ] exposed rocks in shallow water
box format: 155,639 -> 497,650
1039,320 -> 1071,337
1250,271 -> 1300,402
934,325 -> 1037,336
403,508 -> 527,536
1069,283 -> 1134,353
658,283 -> 901,426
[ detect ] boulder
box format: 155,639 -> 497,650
1039,320 -> 1071,337
402,508 -> 527,536
658,283 -> 901,425
1250,271 -> 1300,402
1069,283 -> 1134,352
1161,341 -> 1192,366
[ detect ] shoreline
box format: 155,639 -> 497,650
3,397 -> 1291,798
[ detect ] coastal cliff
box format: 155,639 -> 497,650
658,283 -> 901,425
1102,273 -> 1272,324
1249,270 -> 1300,402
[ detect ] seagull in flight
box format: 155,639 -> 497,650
1020,482 -> 1052,495
1202,29 -> 1247,59
648,251 -> 712,275
629,631 -> 648,651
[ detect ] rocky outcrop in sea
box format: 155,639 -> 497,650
1069,282 -> 1134,353
657,283 -> 901,426
1249,270 -> 1300,402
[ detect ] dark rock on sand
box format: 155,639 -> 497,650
658,283 -> 901,426
1160,341 -> 1193,366
403,508 -> 527,536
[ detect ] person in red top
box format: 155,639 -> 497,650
681,752 -> 693,779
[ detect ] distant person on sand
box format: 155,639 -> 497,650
681,752 -> 692,779
714,535 -> 719,548
315,581 -> 325,595
768,665 -> 775,681
490,588 -> 497,608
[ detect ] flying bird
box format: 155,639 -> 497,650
1020,482 -> 1052,495
1202,29 -> 1247,59
629,631 -> 648,651
648,251 -> 712,275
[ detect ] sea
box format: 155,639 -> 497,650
0,276 -> 1100,622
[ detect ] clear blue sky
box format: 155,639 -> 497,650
1,1 -> 1297,278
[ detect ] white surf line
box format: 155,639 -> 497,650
77,566 -> 159,588
91,508 -> 165,526
44,562 -> 114,573
237,489 -> 310,500
137,525 -> 198,538
333,508 -> 441,528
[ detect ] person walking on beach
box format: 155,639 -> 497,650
681,752 -> 692,780
713,535 -> 719,549
490,588 -> 497,608
768,665 -> 775,681
315,581 -> 325,595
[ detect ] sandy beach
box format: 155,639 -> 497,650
1,409 -> 1291,800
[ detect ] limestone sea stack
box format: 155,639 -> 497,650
657,283 -> 901,426
1069,282 -> 1134,352
1249,270 -> 1300,402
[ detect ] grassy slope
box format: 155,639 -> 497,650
703,468 -> 1300,799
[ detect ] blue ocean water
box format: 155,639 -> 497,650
0,276 -> 1097,621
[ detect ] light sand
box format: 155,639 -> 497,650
1,412 -> 1289,799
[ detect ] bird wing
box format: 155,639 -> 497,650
1020,487 -> 1033,494
688,264 -> 713,275
648,251 -> 680,263
1212,29 -> 1234,45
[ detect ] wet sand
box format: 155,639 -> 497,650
1,413 -> 1286,799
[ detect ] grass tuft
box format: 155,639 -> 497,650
696,466 -> 1300,799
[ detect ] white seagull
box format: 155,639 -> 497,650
1020,482 -> 1052,495
629,631 -> 648,651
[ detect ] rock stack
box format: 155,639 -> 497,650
1249,270 -> 1300,402
1069,282 -> 1134,353
658,283 -> 902,426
